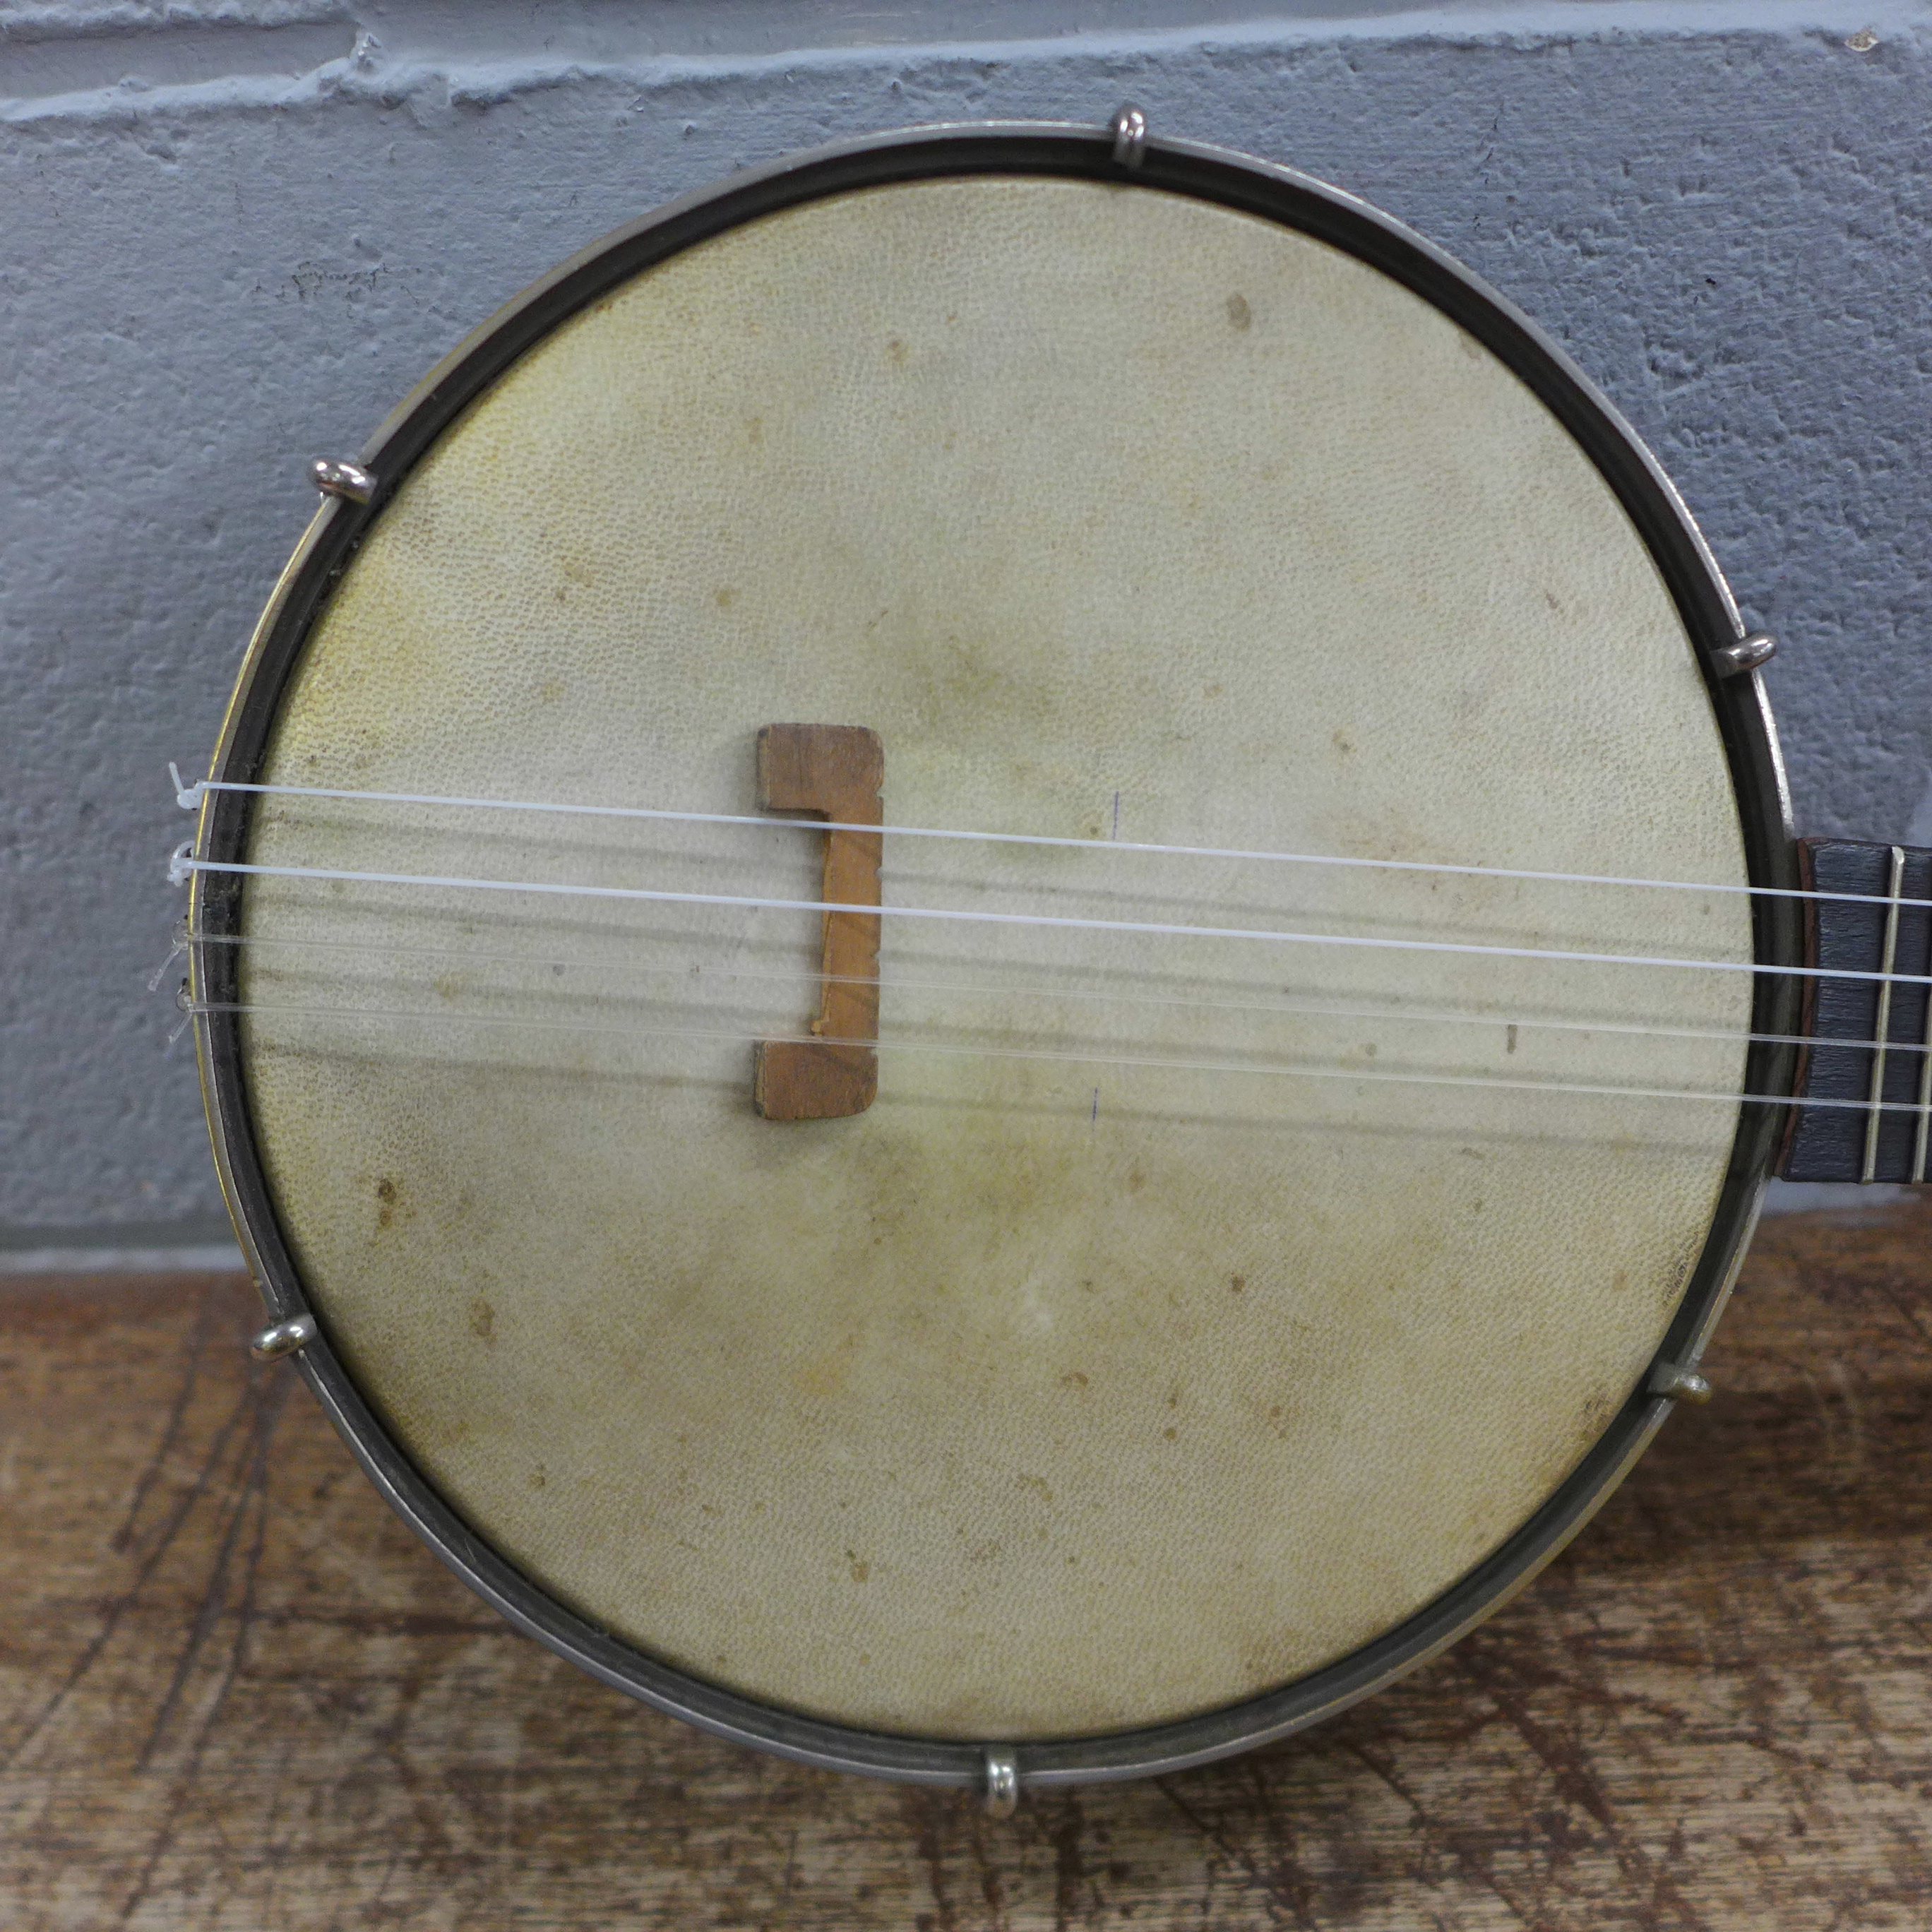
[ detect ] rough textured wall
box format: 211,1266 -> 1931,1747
3,1 -> 1928,1237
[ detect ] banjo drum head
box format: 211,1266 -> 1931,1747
194,127 -> 1794,1780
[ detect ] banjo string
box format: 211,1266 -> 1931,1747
178,994 -> 1932,1116
181,924 -> 1922,1061
171,771 -> 1932,916
171,853 -> 1932,992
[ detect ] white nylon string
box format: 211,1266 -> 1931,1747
187,925 -> 1922,1060
174,854 -> 1932,990
182,996 -> 1931,1116
172,771 -> 1931,914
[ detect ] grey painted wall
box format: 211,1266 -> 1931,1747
4,1 -> 1929,1242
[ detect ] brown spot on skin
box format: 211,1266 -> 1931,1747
846,1549 -> 870,1583
1061,1371 -> 1088,1388
715,587 -> 734,608
1226,292 -> 1252,330
886,338 -> 908,365
374,1176 -> 398,1229
1332,729 -> 1354,755
1230,1275 -> 1246,1294
795,1342 -> 855,1400
746,415 -> 763,445
1126,1166 -> 1146,1195
470,1298 -> 494,1344
528,1464 -> 546,1490
1162,1426 -> 1179,1441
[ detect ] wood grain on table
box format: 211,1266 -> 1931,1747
3,1204 -> 1928,1931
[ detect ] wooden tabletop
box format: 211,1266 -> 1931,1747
4,1203 -> 1928,1930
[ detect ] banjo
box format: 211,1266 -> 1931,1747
168,112 -> 1931,1811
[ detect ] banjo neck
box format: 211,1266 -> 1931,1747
1778,838 -> 1932,1183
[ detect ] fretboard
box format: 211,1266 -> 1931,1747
1776,839 -> 1932,1183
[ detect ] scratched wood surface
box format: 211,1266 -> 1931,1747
3,1203 -> 1928,1931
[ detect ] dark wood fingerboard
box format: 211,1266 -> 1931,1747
1776,840 -> 1932,1183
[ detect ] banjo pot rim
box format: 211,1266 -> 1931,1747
186,116 -> 1803,1789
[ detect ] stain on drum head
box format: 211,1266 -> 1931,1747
236,175 -> 1753,1739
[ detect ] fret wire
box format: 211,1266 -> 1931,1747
1917,858 -> 1932,1182
1916,1044 -> 1932,1183
1862,847 -> 1907,1183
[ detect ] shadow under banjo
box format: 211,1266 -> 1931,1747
169,112 -> 1931,1808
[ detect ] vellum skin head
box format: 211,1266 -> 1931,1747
238,177 -> 1752,1740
